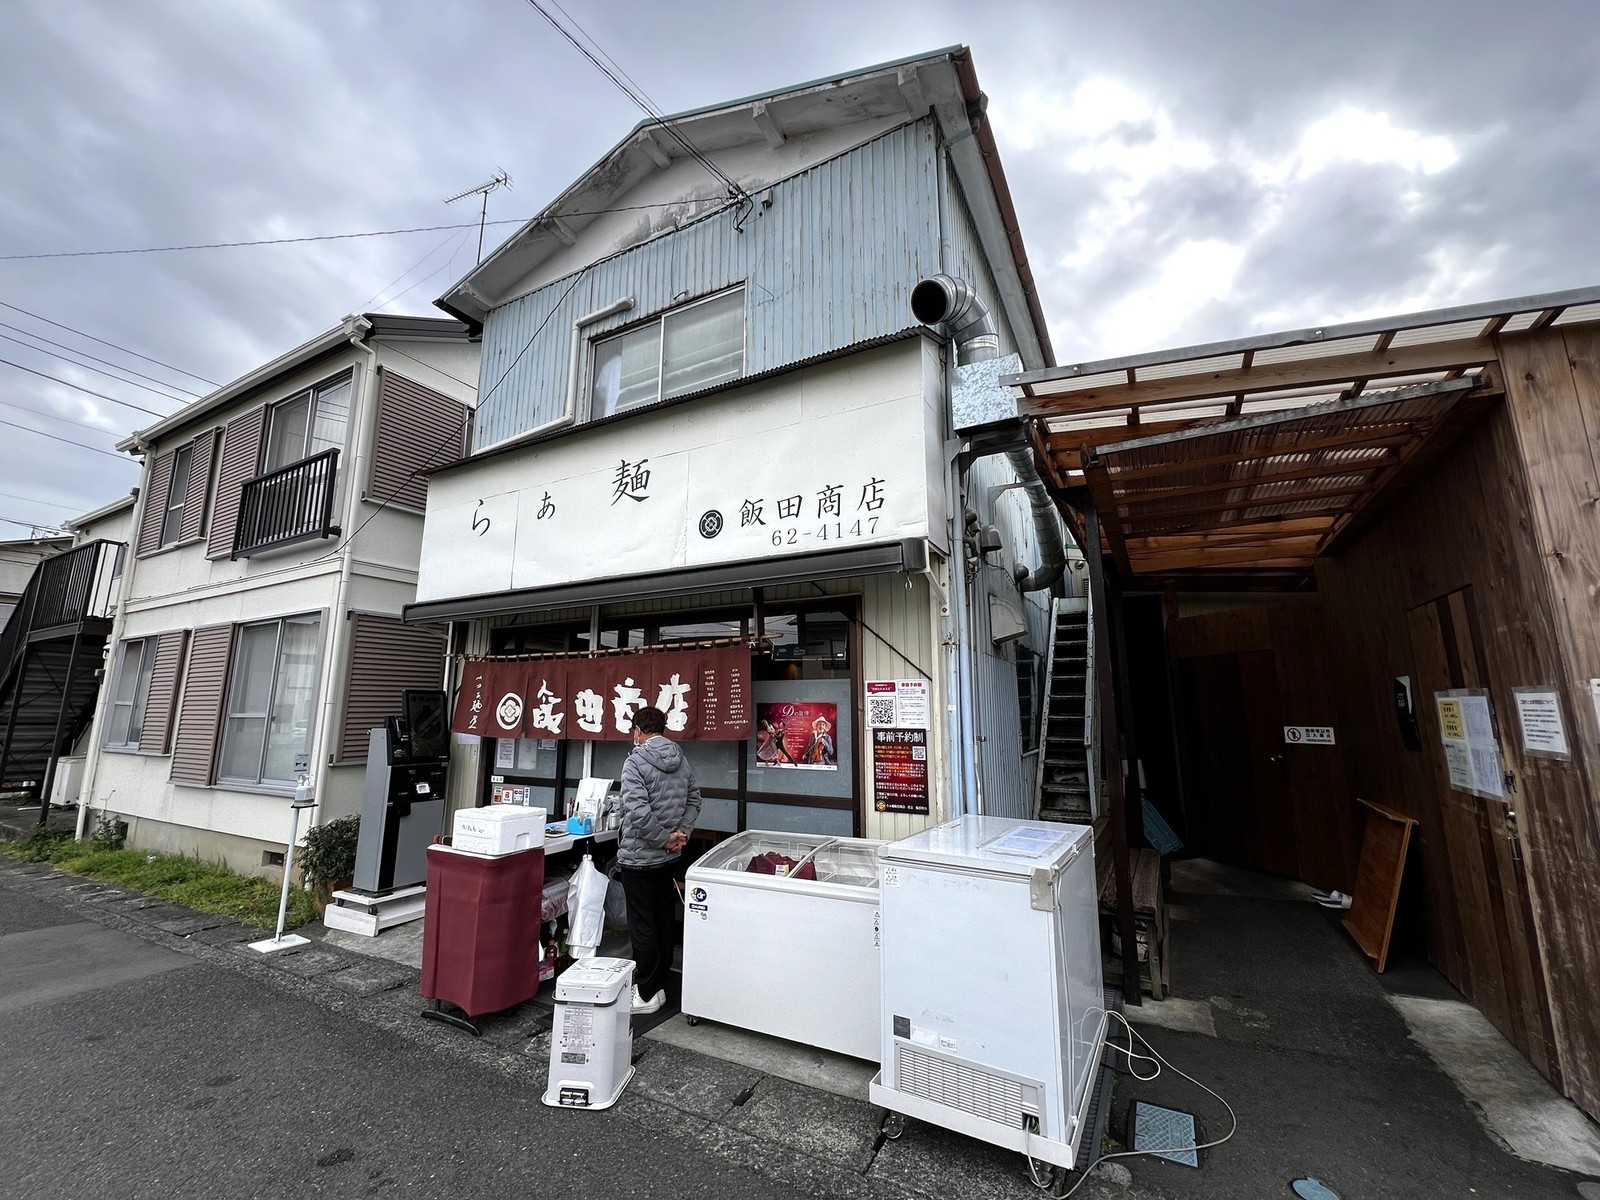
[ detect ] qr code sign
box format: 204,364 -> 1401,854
912,745 -> 927,762
868,697 -> 897,727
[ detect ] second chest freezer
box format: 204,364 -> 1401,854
682,830 -> 884,1061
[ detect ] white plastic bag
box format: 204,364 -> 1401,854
566,854 -> 608,959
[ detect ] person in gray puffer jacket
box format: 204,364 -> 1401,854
618,705 -> 702,1015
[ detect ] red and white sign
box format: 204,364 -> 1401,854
1283,725 -> 1335,745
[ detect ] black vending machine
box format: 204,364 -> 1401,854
351,689 -> 450,894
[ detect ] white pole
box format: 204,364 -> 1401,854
250,777 -> 316,953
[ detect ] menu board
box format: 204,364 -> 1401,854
873,728 -> 929,814
453,645 -> 752,741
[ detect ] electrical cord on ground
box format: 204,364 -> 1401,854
1024,1010 -> 1238,1199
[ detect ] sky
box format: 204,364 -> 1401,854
1,0 -> 1596,531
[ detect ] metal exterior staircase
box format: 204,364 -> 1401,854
1033,596 -> 1097,823
0,540 -> 123,807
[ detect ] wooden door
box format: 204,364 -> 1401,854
1407,586 -> 1558,1079
1177,650 -> 1298,877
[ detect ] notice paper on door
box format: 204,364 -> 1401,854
1512,687 -> 1570,760
1435,691 -> 1504,800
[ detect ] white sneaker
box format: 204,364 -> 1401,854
1314,890 -> 1352,910
631,986 -> 664,1015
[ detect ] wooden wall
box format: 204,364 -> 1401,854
1160,325 -> 1600,1119
1312,325 -> 1600,1120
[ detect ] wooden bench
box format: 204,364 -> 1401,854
1099,847 -> 1169,999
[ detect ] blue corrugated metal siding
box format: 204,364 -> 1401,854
474,120 -> 941,450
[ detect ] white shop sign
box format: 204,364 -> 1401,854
416,384 -> 935,605
1283,725 -> 1335,745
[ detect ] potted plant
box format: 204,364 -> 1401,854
298,815 -> 360,915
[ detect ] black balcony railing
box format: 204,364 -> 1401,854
0,538 -> 124,682
233,448 -> 340,559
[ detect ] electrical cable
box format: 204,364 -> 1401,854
521,0 -> 754,228
0,320 -> 204,397
0,490 -> 78,512
0,356 -> 175,419
359,226 -> 470,312
381,344 -> 480,393
0,396 -> 128,439
1029,1011 -> 1239,1198
377,228 -> 476,311
0,300 -> 220,386
0,416 -> 130,460
0,514 -> 68,533
0,201 -> 737,263
0,331 -> 192,405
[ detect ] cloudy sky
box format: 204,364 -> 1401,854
2,0 -> 1596,530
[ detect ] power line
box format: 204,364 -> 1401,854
382,344 -> 480,393
0,300 -> 220,386
0,201 -> 722,264
0,396 -> 128,440
522,0 -> 751,221
0,357 -> 172,419
0,416 -> 129,460
0,515 -> 68,533
0,319 -> 203,397
0,331 -> 192,405
0,490 -> 78,512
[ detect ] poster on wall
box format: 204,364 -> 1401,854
754,701 -> 838,769
873,728 -> 929,814
1435,690 -> 1505,800
1512,687 -> 1571,760
865,679 -> 931,730
451,645 -> 751,741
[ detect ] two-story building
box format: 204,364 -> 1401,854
78,313 -> 479,872
405,47 -> 1071,844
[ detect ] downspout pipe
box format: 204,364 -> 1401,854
912,274 -> 1068,593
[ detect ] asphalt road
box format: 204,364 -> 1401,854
0,887 -> 808,1200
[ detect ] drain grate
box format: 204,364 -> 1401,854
1130,1100 -> 1200,1168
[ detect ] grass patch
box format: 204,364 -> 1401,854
0,836 -> 316,930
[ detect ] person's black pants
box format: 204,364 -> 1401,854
620,862 -> 677,1002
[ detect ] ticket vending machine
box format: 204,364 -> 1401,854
351,689 -> 451,895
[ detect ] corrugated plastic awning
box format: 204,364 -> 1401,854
1002,285 -> 1600,585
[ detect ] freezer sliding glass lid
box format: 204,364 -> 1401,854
692,830 -> 882,888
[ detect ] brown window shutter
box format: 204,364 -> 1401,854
338,614 -> 448,761
178,429 -> 219,543
366,368 -> 468,512
207,408 -> 265,559
137,630 -> 190,755
135,450 -> 176,558
169,624 -> 235,784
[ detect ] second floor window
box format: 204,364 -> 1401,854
159,443 -> 193,547
591,288 -> 745,418
265,375 -> 352,472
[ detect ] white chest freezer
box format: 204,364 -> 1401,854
682,830 -> 884,1061
871,817 -> 1104,1170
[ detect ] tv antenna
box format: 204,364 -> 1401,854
445,169 -> 512,264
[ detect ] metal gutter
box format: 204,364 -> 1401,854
63,491 -> 137,531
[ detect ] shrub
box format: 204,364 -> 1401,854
298,815 -> 360,893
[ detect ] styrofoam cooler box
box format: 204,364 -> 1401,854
452,805 -> 547,856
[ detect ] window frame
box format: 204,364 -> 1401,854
103,638 -> 156,750
587,286 -> 747,420
216,613 -> 325,788
263,372 -> 354,474
158,443 -> 194,549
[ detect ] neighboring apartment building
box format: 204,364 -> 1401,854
405,47 -> 1069,841
76,314 -> 479,873
0,498 -> 132,806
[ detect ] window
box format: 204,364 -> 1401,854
159,444 -> 193,548
105,639 -> 156,748
1016,646 -> 1041,753
218,615 -> 322,786
590,288 -> 745,418
264,376 -> 351,472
